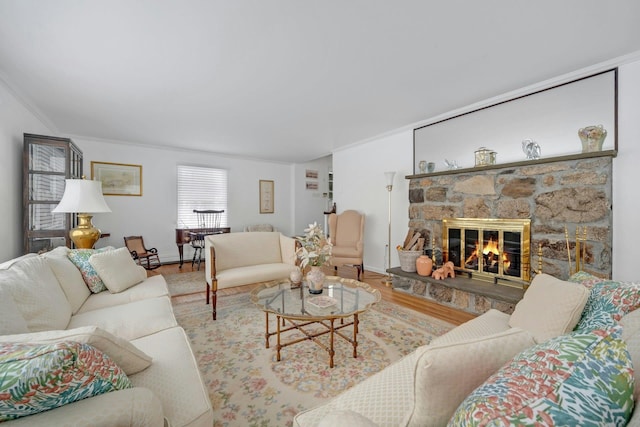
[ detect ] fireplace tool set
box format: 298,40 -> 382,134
566,226 -> 588,275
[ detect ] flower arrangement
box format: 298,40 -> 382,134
296,222 -> 332,269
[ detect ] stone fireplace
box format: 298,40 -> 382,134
443,217 -> 531,287
391,151 -> 615,315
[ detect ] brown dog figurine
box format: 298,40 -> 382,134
431,261 -> 456,280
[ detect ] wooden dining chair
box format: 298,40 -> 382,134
190,209 -> 224,270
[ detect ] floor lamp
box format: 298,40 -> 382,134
381,171 -> 395,286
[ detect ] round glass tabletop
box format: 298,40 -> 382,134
250,276 -> 381,320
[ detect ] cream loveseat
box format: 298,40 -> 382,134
205,231 -> 299,319
0,246 -> 213,427
294,273 -> 640,427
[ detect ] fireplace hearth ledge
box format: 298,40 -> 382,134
388,267 -> 525,315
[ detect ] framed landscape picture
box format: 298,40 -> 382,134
91,161 -> 143,196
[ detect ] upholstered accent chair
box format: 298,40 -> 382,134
328,210 -> 365,280
244,224 -> 277,232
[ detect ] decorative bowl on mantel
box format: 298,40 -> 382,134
474,147 -> 497,166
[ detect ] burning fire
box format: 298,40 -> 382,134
465,238 -> 511,270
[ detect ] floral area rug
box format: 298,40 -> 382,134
164,271 -> 206,296
171,284 -> 454,427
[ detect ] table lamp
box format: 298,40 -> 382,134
52,178 -> 111,249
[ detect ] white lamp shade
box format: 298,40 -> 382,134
52,179 -> 111,213
384,171 -> 396,187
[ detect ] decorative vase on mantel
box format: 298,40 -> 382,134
578,125 -> 607,153
416,255 -> 433,276
306,266 -> 325,294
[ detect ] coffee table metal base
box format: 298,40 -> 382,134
263,312 -> 359,368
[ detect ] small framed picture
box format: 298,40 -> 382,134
306,181 -> 318,190
91,161 -> 142,196
259,180 -> 274,213
305,169 -> 319,179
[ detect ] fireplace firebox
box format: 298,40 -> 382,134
442,218 -> 531,287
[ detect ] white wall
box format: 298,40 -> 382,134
77,138 -> 295,263
334,58 -> 640,280
414,70 -> 617,171
613,60 -> 640,281
0,79 -> 53,261
2,57 -> 639,279
332,130 -> 413,274
293,155 -> 332,235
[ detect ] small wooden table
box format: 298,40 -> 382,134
250,276 -> 380,368
175,227 -> 230,267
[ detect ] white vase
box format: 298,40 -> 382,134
290,267 -> 303,284
418,160 -> 427,173
306,266 -> 325,294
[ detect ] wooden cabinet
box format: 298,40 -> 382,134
23,134 -> 83,253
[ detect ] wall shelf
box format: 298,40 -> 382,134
407,150 -> 617,179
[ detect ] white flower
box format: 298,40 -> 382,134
296,222 -> 332,269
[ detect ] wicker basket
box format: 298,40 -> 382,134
398,250 -> 422,272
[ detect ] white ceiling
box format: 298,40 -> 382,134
1,1 -> 639,163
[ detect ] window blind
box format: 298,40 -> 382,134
177,165 -> 228,228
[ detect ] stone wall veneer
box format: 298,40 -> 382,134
407,153 -> 614,280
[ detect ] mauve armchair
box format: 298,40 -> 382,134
328,210 -> 365,280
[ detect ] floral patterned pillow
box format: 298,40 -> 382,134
0,341 -> 132,422
569,270 -> 605,289
448,326 -> 634,427
570,271 -> 640,330
67,247 -> 114,293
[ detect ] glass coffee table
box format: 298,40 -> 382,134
250,276 -> 381,368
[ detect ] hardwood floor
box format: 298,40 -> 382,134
152,262 -> 475,325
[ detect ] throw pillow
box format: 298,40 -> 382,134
448,327 -> 634,427
89,247 -> 147,294
0,288 -> 29,334
569,270 -> 605,289
508,273 -> 589,342
431,309 -> 511,346
570,271 -> 640,330
403,328 -> 536,427
0,341 -> 132,422
621,308 -> 640,401
0,255 -> 72,332
0,326 -> 152,375
67,247 -> 114,293
43,246 -> 91,314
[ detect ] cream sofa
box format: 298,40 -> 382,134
205,231 -> 299,320
294,273 -> 640,427
0,246 -> 213,427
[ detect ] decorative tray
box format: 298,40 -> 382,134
307,296 -> 337,309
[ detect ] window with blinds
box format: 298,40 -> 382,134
177,165 -> 228,228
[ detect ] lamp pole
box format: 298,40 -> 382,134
382,172 -> 395,286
